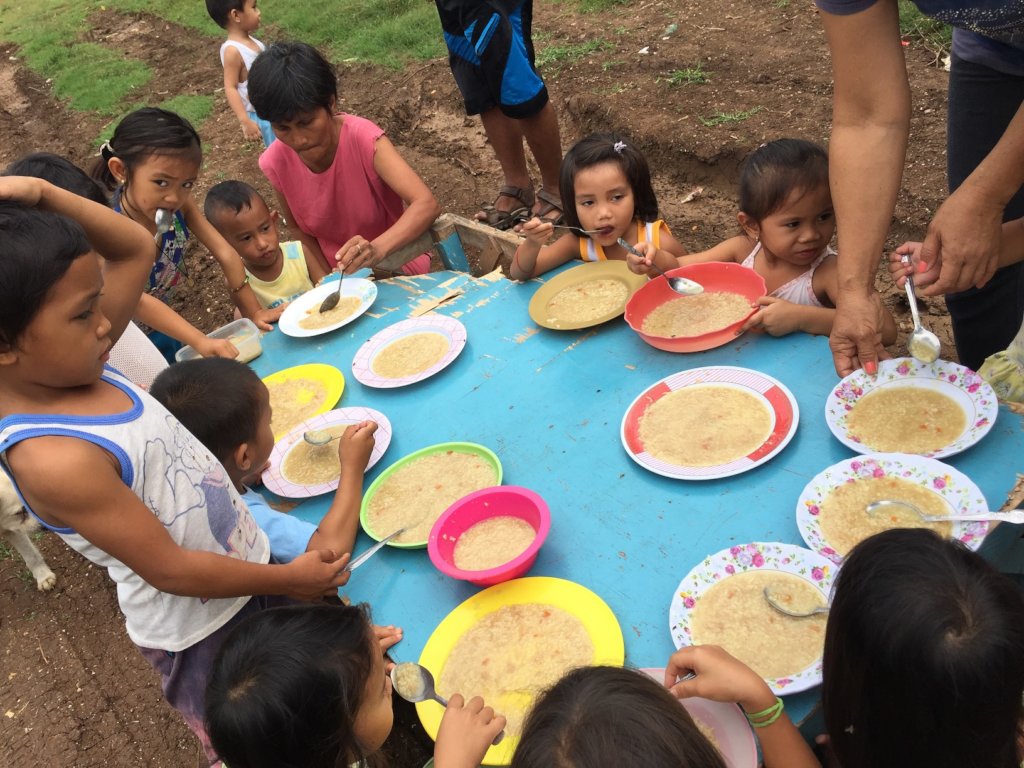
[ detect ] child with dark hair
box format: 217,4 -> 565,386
514,662 -> 817,768
628,138 -> 896,340
247,42 -> 440,277
207,603 -> 505,768
150,357 -> 375,565
4,152 -> 234,386
205,0 -> 275,146
511,132 -> 688,279
0,176 -> 351,765
205,180 -> 323,310
92,107 -> 280,362
821,528 -> 1024,768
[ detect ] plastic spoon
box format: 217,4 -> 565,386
390,662 -> 505,745
865,499 -> 1024,524
617,239 -> 704,296
762,587 -> 829,618
901,255 -> 941,363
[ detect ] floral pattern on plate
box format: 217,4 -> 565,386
824,358 -> 997,459
668,542 -> 835,695
795,453 -> 989,565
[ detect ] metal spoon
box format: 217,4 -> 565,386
865,499 -> 1024,525
390,662 -> 505,745
762,586 -> 829,618
901,255 -> 941,364
303,428 -> 340,446
318,271 -> 345,314
617,239 -> 704,296
345,528 -> 405,572
154,208 -> 173,243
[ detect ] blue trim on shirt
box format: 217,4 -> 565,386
0,373 -> 142,430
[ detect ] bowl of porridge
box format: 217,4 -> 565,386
428,486 -> 550,586
624,262 -> 765,352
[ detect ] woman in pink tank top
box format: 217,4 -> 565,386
248,42 -> 440,277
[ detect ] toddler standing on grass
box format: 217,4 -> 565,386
206,0 -> 275,147
205,180 -> 325,311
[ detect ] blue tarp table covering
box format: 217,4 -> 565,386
250,267 -> 1024,728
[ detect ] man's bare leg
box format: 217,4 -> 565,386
478,107 -> 533,217
519,101 -> 563,217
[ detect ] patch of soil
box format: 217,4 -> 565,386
0,2 -> 957,765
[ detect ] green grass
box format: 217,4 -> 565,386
698,107 -> 762,127
96,94 -> 214,145
535,39 -> 614,70
898,0 -> 951,52
663,64 -> 709,86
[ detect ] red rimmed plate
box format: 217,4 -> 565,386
261,407 -> 392,498
621,366 -> 799,480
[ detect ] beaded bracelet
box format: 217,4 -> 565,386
229,275 -> 250,294
745,697 -> 784,729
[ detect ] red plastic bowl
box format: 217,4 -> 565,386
428,486 -> 550,587
624,262 -> 767,352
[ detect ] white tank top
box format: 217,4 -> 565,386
0,370 -> 269,651
741,242 -> 831,308
219,37 -> 266,114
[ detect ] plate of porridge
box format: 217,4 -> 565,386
669,542 -> 835,695
795,453 -> 989,565
261,407 -> 393,499
639,668 -> 757,768
360,442 -> 502,548
418,576 -> 624,765
262,364 -> 345,441
278,277 -> 378,338
825,358 -> 997,458
621,367 -> 799,480
527,260 -> 647,330
351,315 -> 467,388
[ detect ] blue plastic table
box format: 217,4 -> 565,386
250,267 -> 1024,726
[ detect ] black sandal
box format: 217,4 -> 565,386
534,188 -> 565,226
476,185 -> 535,231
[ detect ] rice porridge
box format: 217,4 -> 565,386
371,332 -> 450,379
639,385 -> 772,466
545,278 -> 628,324
818,476 -> 952,557
846,387 -> 966,454
690,571 -> 826,680
267,378 -> 329,437
641,291 -> 751,337
452,516 -> 536,571
438,603 -> 593,737
298,296 -> 363,330
281,425 -> 347,486
365,451 -> 498,543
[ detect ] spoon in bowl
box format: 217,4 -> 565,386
617,239 -> 704,296
303,428 -> 340,446
318,270 -> 346,314
390,662 -> 505,745
762,587 -> 829,618
901,255 -> 941,364
865,499 -> 1024,524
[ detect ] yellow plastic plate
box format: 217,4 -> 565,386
528,260 -> 648,331
416,576 -> 625,765
261,363 -> 345,441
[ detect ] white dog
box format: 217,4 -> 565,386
1,471 -> 56,591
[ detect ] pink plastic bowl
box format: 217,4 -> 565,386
428,486 -> 550,587
624,261 -> 767,352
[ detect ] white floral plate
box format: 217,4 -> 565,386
621,366 -> 799,480
669,542 -> 835,695
261,407 -> 392,498
825,358 -> 997,459
796,453 -> 990,565
278,278 -> 378,338
639,669 -> 757,767
351,315 -> 467,388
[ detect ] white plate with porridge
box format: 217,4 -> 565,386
825,358 -> 997,458
359,442 -> 502,548
795,453 -> 989,565
669,542 -> 835,695
528,260 -> 647,330
261,407 -> 393,499
639,668 -> 757,768
278,277 -> 378,338
418,576 -> 624,765
351,315 -> 467,388
621,366 -> 799,480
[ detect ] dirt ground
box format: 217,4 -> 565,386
0,2 -> 956,765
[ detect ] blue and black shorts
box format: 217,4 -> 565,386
435,0 -> 549,118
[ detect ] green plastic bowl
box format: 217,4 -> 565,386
359,442 -> 503,549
